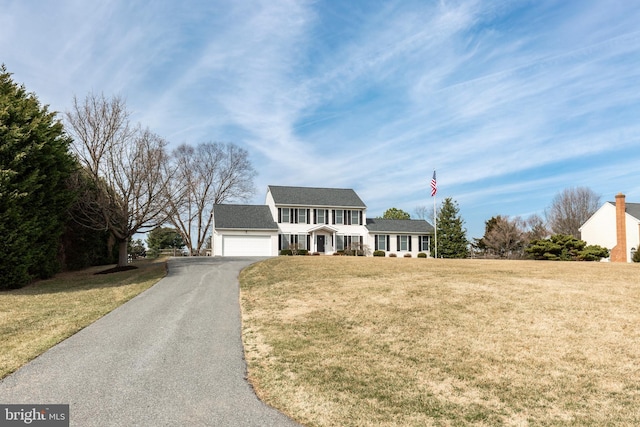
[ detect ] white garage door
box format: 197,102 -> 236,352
222,235 -> 272,256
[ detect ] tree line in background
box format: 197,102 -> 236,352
0,64 -> 620,289
405,186 -> 608,260
0,66 -> 255,289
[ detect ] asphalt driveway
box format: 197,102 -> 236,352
0,257 -> 302,426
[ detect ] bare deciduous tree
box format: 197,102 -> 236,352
414,205 -> 430,220
481,215 -> 527,258
546,187 -> 600,238
66,93 -> 172,267
525,213 -> 549,241
165,142 -> 256,255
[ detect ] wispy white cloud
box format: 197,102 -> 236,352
2,0 -> 639,238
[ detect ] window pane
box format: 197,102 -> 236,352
298,234 -> 307,250
282,208 -> 290,223
337,235 -> 344,251
351,210 -> 359,225
400,235 -> 408,251
336,210 -> 343,224
377,235 -> 386,251
421,236 -> 429,251
298,209 -> 306,224
317,209 -> 325,224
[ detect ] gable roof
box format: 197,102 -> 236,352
366,218 -> 434,234
268,185 -> 366,208
604,201 -> 640,221
625,203 -> 640,221
212,204 -> 278,230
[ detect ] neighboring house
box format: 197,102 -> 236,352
212,185 -> 434,257
579,193 -> 640,262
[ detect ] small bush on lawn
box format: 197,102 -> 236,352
373,250 -> 386,257
633,250 -> 640,263
404,253 -> 412,258
389,253 -> 397,257
418,252 -> 427,258
280,249 -> 309,256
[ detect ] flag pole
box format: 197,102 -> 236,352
431,170 -> 437,259
434,190 -> 437,259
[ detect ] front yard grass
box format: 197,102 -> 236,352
0,259 -> 166,379
240,257 -> 640,426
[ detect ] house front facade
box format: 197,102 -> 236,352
579,193 -> 640,262
212,185 -> 434,257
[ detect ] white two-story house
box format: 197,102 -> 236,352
211,185 -> 433,257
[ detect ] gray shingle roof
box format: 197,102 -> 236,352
606,201 -> 640,220
366,218 -> 434,234
268,185 -> 366,208
626,203 -> 640,220
212,204 -> 278,230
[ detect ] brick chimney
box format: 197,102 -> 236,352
610,193 -> 627,262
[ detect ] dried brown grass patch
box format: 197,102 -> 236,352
0,259 -> 166,379
240,257 -> 640,426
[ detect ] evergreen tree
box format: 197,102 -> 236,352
380,207 -> 411,220
147,227 -> 185,257
435,197 -> 468,258
0,65 -> 76,288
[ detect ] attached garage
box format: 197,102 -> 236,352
212,204 -> 279,257
222,235 -> 272,256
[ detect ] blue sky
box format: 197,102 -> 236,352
2,0 -> 639,239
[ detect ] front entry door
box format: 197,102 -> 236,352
317,235 -> 325,253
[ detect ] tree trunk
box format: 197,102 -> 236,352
118,239 -> 129,267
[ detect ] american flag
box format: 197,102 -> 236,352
430,170 -> 437,197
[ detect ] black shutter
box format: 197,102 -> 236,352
325,210 -> 329,224
397,236 -> 400,251
307,235 -> 311,250
278,208 -> 282,223
387,236 -> 390,251
332,210 -> 335,224
307,209 -> 310,224
409,236 -> 412,251
278,234 -> 282,250
374,235 -> 378,251
294,209 -> 298,224
359,211 -> 363,225
313,209 -> 317,224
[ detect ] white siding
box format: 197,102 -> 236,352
580,202 -> 640,262
213,231 -> 277,256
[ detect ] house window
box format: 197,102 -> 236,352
420,236 -> 430,252
398,235 -> 409,251
351,210 -> 360,225
298,209 -> 307,224
376,235 -> 387,251
279,234 -> 291,250
316,209 -> 325,224
336,235 -> 345,251
298,234 -> 307,250
335,210 -> 344,224
281,208 -> 290,223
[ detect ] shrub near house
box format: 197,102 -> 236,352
526,234 -> 609,261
